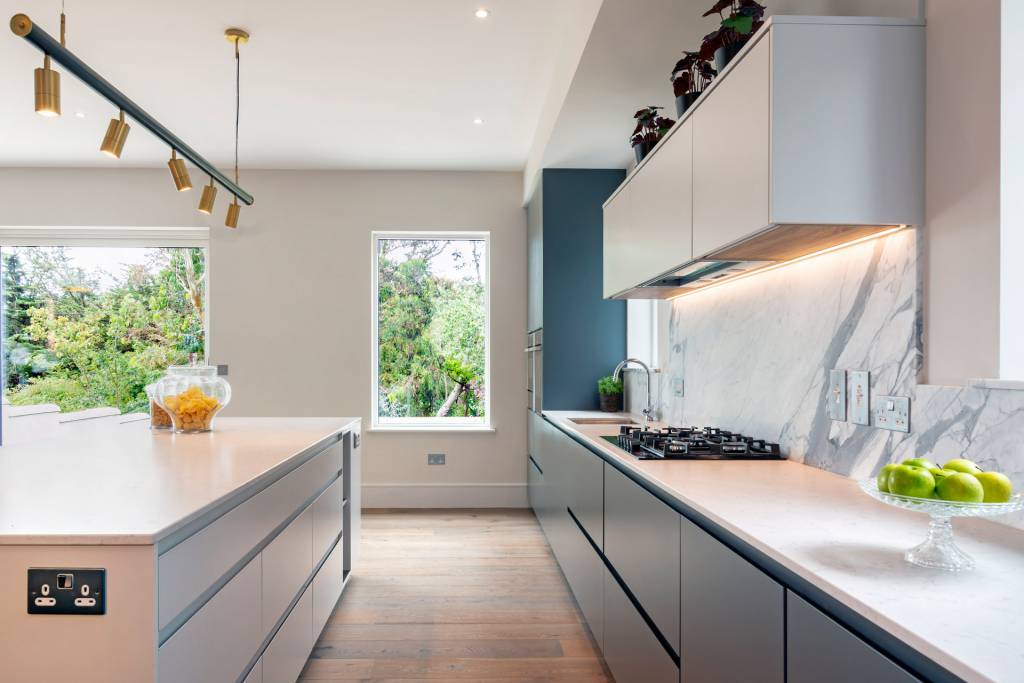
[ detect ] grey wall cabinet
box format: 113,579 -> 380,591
604,464 -> 680,648
602,567 -> 679,683
787,592 -> 920,683
680,516 -> 784,683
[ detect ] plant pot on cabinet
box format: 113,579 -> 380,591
600,392 -> 622,413
633,139 -> 657,164
714,41 -> 746,72
675,91 -> 703,118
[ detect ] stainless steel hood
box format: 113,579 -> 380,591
613,223 -> 905,300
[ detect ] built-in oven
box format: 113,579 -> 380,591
526,329 -> 542,413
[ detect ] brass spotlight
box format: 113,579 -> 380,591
198,177 -> 217,214
167,150 -> 192,191
34,54 -> 60,117
100,110 -> 130,158
225,199 -> 240,229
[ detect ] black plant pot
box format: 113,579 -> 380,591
675,91 -> 703,118
599,392 -> 622,413
633,139 -> 657,164
714,40 -> 747,72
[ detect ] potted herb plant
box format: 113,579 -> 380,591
598,375 -> 624,413
630,106 -> 676,164
671,51 -> 717,117
699,0 -> 767,72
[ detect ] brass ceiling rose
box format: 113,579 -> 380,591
224,27 -> 249,44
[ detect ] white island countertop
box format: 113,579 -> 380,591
545,411 -> 1024,683
0,417 -> 359,546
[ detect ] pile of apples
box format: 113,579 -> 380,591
876,458 -> 1014,503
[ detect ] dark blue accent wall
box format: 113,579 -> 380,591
540,169 -> 626,410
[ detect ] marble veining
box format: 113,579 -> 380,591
624,229 -> 1024,528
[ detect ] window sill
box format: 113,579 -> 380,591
370,425 -> 496,434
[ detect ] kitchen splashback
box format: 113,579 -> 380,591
624,228 -> 1024,528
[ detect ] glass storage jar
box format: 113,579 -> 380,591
152,365 -> 232,433
145,382 -> 173,430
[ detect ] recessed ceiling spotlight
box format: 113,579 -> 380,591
475,8 -> 490,19
74,111 -> 86,118
473,117 -> 484,125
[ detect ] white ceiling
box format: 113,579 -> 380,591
0,0 -> 595,170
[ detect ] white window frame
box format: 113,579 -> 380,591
627,299 -> 669,371
370,230 -> 492,431
0,225 -> 212,359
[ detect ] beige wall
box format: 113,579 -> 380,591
0,168 -> 528,507
924,0 -> 1001,384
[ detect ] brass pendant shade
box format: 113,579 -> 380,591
198,178 -> 217,214
167,150 -> 192,191
100,110 -> 130,158
225,200 -> 240,229
33,54 -> 60,116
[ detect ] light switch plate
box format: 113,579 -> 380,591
848,371 -> 870,425
427,453 -> 445,465
875,395 -> 911,432
827,370 -> 846,421
673,377 -> 684,398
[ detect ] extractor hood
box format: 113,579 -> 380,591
614,223 -> 905,300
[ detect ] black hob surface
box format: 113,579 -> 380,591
603,426 -> 784,461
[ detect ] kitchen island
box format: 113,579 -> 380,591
0,417 -> 361,683
533,410 -> 1024,683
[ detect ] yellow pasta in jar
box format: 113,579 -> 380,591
163,386 -> 222,432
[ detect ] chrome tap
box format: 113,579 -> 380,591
613,358 -> 655,430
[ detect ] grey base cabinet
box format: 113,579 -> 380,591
602,567 -> 679,683
561,513 -> 605,647
787,592 -> 920,683
604,464 -> 680,648
680,516 -> 784,683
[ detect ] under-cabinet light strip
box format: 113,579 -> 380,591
668,226 -> 907,301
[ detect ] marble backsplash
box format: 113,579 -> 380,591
623,229 -> 1024,527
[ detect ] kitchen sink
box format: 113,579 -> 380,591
569,417 -> 637,425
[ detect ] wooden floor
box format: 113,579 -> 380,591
299,509 -> 611,683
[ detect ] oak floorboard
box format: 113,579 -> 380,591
301,510 -> 609,682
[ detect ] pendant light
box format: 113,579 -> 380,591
29,6 -> 65,116
167,150 -> 192,191
198,177 -> 217,214
224,28 -> 248,229
100,109 -> 129,158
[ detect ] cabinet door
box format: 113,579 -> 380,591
788,592 -> 919,683
604,464 -> 680,647
630,119 -> 693,281
263,586 -> 313,683
692,33 -> 771,257
527,187 -> 543,331
242,659 -> 262,683
602,182 -> 633,298
562,436 -> 604,549
603,567 -> 679,683
535,418 -> 570,557
680,516 -> 783,683
528,454 -> 544,519
562,511 -> 605,648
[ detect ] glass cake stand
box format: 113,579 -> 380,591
859,480 -> 1024,572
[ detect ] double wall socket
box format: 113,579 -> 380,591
875,396 -> 911,433
28,568 -> 105,615
427,453 -> 446,465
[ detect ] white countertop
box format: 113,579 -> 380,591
545,411 -> 1024,683
0,417 -> 359,546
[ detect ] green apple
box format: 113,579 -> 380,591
888,465 -> 936,499
943,458 -> 983,475
936,472 -> 985,503
902,457 -> 938,471
928,467 -> 958,484
876,464 -> 901,493
974,471 -> 1013,503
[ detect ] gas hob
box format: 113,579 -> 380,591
603,425 -> 784,461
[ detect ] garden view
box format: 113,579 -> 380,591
2,246 -> 206,414
376,237 -> 487,420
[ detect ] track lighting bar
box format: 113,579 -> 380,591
10,13 -> 254,206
